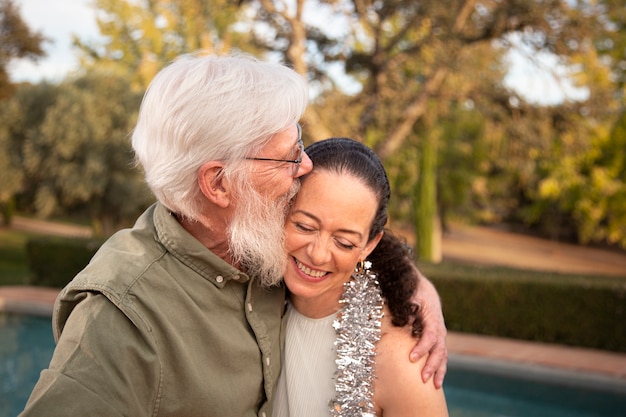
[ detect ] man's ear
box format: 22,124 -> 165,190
198,161 -> 231,208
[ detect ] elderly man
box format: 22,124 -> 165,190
20,53 -> 446,417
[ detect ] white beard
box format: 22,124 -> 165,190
228,181 -> 300,287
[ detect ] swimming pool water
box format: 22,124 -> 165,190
0,314 -> 55,417
2,313 -> 626,417
445,360 -> 626,417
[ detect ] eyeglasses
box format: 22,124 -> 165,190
245,124 -> 304,177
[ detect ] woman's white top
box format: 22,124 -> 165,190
274,303 -> 338,417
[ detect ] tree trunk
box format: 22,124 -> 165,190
414,127 -> 442,263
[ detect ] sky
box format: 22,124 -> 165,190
9,0 -> 588,105
9,0 -> 101,83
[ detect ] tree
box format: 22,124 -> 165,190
310,0 -> 621,257
588,0 -> 626,105
12,72 -> 153,235
72,0 -> 626,248
529,111 -> 626,248
0,82 -> 58,224
414,124 -> 441,261
0,0 -> 47,99
76,0 -> 250,90
246,0 -> 613,257
0,97 -> 23,223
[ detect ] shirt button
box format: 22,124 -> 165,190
266,357 -> 270,366
261,413 -> 266,417
216,275 -> 224,283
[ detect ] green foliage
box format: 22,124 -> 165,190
521,111 -> 626,247
0,82 -> 58,210
435,104 -> 489,226
25,236 -> 105,287
4,0 -> 626,249
570,113 -> 626,247
303,0 -> 626,249
77,0 -> 249,90
586,0 -> 626,103
0,0 -> 47,99
0,228 -> 33,285
0,105 -> 24,208
0,196 -> 15,225
420,262 -> 626,352
1,73 -> 154,236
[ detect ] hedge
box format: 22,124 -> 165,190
420,262 -> 626,353
25,236 -> 105,288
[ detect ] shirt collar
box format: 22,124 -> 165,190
152,202 -> 250,287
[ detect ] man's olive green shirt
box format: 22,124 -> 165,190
20,203 -> 286,417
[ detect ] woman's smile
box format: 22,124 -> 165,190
293,257 -> 329,281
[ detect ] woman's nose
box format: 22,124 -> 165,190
306,236 -> 331,265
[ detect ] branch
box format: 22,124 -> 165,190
376,67 -> 448,160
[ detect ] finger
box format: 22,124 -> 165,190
433,358 -> 448,389
410,323 -> 436,362
421,342 -> 447,384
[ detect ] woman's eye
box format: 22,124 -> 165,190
294,222 -> 314,232
335,240 -> 356,250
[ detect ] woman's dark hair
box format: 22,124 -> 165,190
368,230 -> 424,337
305,138 -> 422,336
304,138 -> 390,241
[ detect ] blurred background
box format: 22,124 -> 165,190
3,0 -> 626,257
1,0 -> 625,349
2,2 -> 626,416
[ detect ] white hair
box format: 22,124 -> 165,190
228,178 -> 300,287
131,52 -> 309,219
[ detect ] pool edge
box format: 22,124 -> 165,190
449,353 -> 626,395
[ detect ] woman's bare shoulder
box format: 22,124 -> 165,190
373,309 -> 449,417
376,312 -> 423,376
